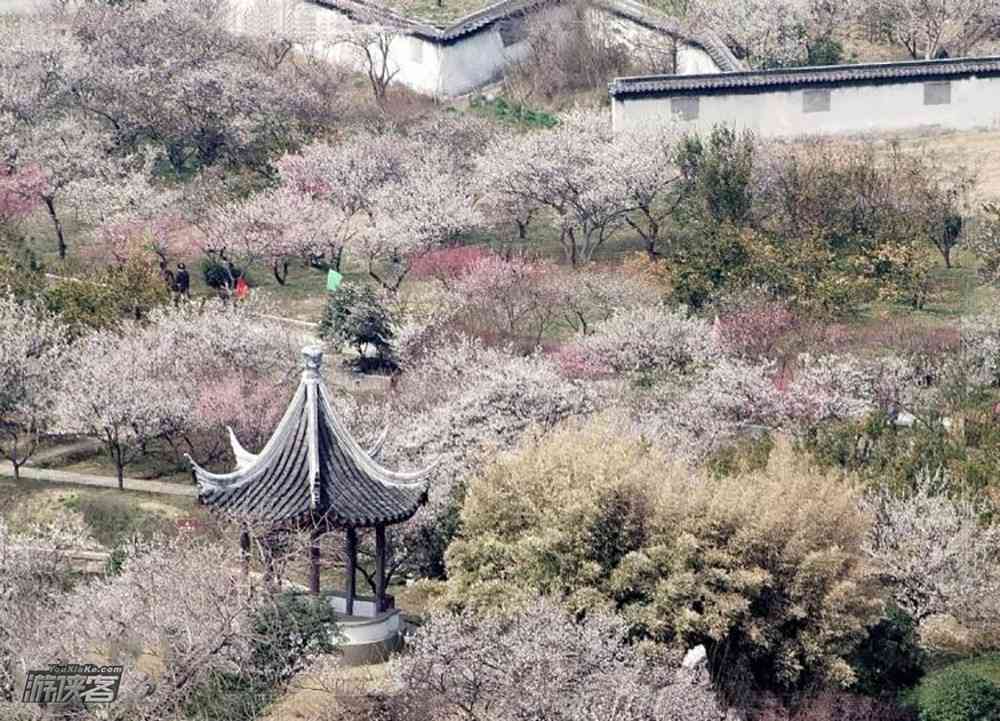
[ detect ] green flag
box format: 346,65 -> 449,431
326,269 -> 343,292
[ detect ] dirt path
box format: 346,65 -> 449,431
0,463 -> 198,497
24,438 -> 104,467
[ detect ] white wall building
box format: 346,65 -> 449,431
230,0 -> 744,97
610,57 -> 1000,137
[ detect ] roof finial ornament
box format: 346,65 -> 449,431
302,345 -> 323,380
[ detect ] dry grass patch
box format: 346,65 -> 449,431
261,662 -> 390,721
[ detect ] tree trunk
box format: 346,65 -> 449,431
113,447 -> 124,491
272,260 -> 289,285
44,196 -> 67,259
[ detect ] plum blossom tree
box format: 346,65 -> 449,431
357,154 -> 481,291
560,306 -> 719,379
478,110 -> 626,266
277,135 -> 417,273
0,518 -> 85,704
7,537 -> 276,719
0,17 -> 72,128
861,0 -> 1000,59
637,357 -> 787,460
0,165 -> 45,228
409,246 -> 494,290
54,299 -> 295,489
960,311 -> 1000,388
784,353 -> 920,425
604,126 -> 684,258
55,328 -> 188,490
862,468 -> 1000,650
549,268 -> 664,337
68,0 -> 329,175
7,118 -> 118,258
133,300 -> 298,461
393,601 -> 726,721
452,255 -> 562,349
689,0 -> 813,68
0,295 -> 67,481
381,335 -> 596,577
201,184 -> 345,285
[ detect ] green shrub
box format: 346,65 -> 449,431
0,236 -> 45,301
802,406 -> 1000,496
668,132 -> 943,315
445,420 -> 883,692
910,668 -> 1000,721
807,36 -> 847,65
44,249 -> 169,333
851,607 -> 926,697
318,282 -> 398,372
470,96 -> 558,129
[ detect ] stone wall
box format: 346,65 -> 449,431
612,71 -> 1000,137
228,0 -> 723,97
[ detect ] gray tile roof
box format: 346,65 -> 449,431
311,0 -> 743,67
189,349 -> 430,528
609,56 -> 1000,97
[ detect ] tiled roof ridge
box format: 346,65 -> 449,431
592,0 -> 745,72
609,55 -> 1000,96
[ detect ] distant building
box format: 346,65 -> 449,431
229,0 -> 744,97
610,56 -> 1000,137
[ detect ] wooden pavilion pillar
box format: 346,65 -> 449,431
309,528 -> 321,596
375,525 -> 386,613
345,527 -> 357,616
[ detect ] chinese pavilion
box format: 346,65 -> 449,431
187,346 -> 432,662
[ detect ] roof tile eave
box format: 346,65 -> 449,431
610,55 -> 1000,97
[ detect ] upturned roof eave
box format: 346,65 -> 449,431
188,353 -> 433,526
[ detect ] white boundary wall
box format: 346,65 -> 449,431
228,0 -> 721,97
612,72 -> 1000,137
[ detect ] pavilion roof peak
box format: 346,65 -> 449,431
186,346 -> 433,527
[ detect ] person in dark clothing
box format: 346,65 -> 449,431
174,262 -> 190,299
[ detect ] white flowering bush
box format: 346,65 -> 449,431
862,468 -> 1000,652
785,353 -> 920,424
961,312 -> 1000,388
637,357 -> 786,460
561,306 -> 719,379
382,335 -> 595,577
392,600 -> 726,721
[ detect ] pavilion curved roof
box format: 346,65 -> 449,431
188,347 -> 431,528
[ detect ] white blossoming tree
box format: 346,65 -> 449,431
862,469 -> 1000,650
478,110 -> 627,266
393,601 -> 726,721
0,295 -> 67,481
862,0 -> 1000,59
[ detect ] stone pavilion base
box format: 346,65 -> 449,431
337,608 -> 403,665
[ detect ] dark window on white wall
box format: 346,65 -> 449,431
499,17 -> 527,47
803,89 -> 831,113
924,81 -> 952,105
671,96 -> 700,121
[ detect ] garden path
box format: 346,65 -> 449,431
0,463 -> 198,497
